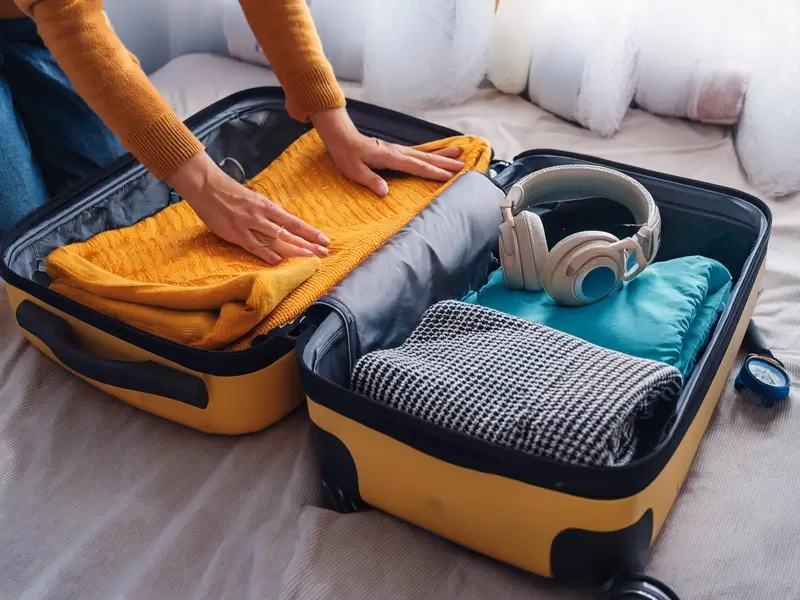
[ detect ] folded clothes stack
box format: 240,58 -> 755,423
352,254 -> 732,467
464,256 -> 732,380
352,300 -> 683,467
44,130 -> 492,350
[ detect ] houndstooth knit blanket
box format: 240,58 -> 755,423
351,300 -> 683,467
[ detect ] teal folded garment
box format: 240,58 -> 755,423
464,256 -> 732,379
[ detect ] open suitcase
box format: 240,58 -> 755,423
296,144 -> 771,587
0,87 -> 771,595
0,88 -> 485,435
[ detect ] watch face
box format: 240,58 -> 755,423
748,358 -> 789,388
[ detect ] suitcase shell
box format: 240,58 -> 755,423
0,88 -> 479,435
297,149 -> 771,581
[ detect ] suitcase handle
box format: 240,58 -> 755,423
16,300 -> 209,409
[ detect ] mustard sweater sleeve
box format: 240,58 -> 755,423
17,0 -> 203,180
237,0 -> 346,121
16,0 -> 346,181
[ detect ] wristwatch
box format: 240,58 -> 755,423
734,320 -> 791,408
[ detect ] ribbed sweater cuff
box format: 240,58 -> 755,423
284,64 -> 346,122
123,112 -> 205,180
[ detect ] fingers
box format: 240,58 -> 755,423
243,231 -> 283,266
251,229 -> 321,261
382,151 -> 454,182
251,216 -> 329,258
403,146 -> 465,172
431,147 -> 464,159
271,206 -> 331,247
257,195 -> 330,248
344,161 -> 390,197
245,195 -> 331,264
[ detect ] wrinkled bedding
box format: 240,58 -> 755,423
0,53 -> 798,599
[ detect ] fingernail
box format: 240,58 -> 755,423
377,181 -> 389,197
318,233 -> 330,245
302,249 -> 314,256
316,245 -> 329,256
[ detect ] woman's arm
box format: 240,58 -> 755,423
19,0 -> 201,181
238,0 -> 466,196
19,0 -> 463,262
238,0 -> 345,122
17,0 -> 331,264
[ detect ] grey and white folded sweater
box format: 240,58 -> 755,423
351,300 -> 683,467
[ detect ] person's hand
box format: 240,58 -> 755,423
310,107 -> 466,197
165,152 -> 330,266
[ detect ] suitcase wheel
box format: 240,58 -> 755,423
595,572 -> 679,600
321,478 -> 367,514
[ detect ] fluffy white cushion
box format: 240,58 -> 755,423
736,55 -> 800,197
527,0 -> 640,138
486,0 -> 537,95
361,0 -> 495,112
222,0 -> 269,68
734,0 -> 800,198
634,0 -> 755,125
308,0 -> 367,83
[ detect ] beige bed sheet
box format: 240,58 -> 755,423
1,53 -> 798,600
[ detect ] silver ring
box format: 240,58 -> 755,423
252,230 -> 278,249
275,226 -> 286,239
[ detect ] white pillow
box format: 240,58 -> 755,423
634,0 -> 754,125
486,0 -> 537,95
734,0 -> 800,198
222,0 -> 269,68
361,0 -> 495,112
527,0 -> 641,138
308,0 -> 367,83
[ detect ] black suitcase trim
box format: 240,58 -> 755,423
16,299 -> 210,407
550,510 -> 653,580
0,87 -> 480,377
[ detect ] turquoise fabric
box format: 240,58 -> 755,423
464,256 -> 732,379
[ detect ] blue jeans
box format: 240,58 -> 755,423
0,17 -> 125,237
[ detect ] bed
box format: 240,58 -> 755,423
1,53 -> 798,600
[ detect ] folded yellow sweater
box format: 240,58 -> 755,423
45,130 -> 491,350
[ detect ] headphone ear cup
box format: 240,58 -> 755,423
543,232 -> 622,306
513,211 -> 549,291
498,219 -> 524,290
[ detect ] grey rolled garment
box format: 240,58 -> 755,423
351,300 -> 683,467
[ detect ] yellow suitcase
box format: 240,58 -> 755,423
297,149 -> 770,586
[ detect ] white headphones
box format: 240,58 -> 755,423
498,164 -> 661,307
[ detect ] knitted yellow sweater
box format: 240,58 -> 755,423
45,131 -> 492,350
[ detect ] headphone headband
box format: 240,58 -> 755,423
502,164 -> 661,264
